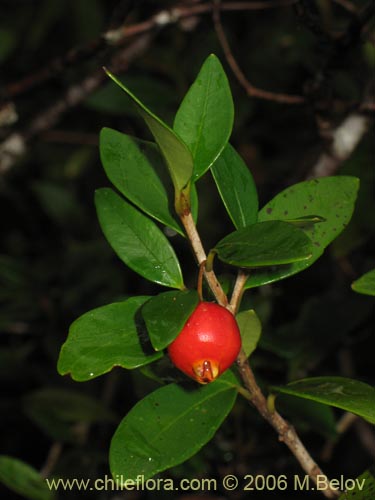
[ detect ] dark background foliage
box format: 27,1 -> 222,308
0,1 -> 374,499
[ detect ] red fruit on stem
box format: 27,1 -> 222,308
167,302 -> 242,384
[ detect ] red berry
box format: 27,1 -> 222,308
167,302 -> 242,384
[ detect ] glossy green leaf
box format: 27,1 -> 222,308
0,455 -> 54,500
236,309 -> 262,357
246,176 -> 359,288
95,188 -> 184,289
352,268 -> 375,296
272,377 -> 375,424
214,220 -> 313,268
100,128 -> 183,235
211,143 -> 258,228
338,470 -> 375,500
174,54 -> 234,180
110,371 -> 237,482
142,290 -> 199,351
104,69 -> 193,196
58,296 -> 162,381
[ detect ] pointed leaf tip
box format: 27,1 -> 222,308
104,69 -> 194,200
174,54 -> 234,180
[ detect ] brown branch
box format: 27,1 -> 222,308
40,442 -> 63,478
212,0 -> 305,105
180,212 -> 228,306
0,34 -> 152,174
236,351 -> 339,498
180,209 -> 339,498
2,1 -> 297,102
321,412 -> 358,462
355,419 -> 375,459
0,0 -> 303,173
2,39 -> 104,101
105,0 -> 299,43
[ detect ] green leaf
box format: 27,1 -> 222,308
352,268 -> 375,296
338,470 -> 375,500
142,290 -> 199,351
174,54 -> 234,180
214,220 -> 312,268
0,455 -> 54,500
272,376 -> 375,424
95,188 -> 184,289
100,128 -> 184,235
236,309 -> 262,357
23,388 -> 116,442
211,144 -> 258,228
110,371 -> 237,482
104,69 -> 193,197
246,176 -> 359,288
58,296 -> 162,381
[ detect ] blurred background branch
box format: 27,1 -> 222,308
1,1 -> 374,498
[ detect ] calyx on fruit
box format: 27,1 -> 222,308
167,302 -> 241,384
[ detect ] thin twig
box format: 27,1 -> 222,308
321,412 -> 358,461
355,419 -> 375,459
236,350 -> 339,498
212,0 -> 305,104
0,0 -> 303,173
180,208 -> 339,498
229,270 -> 248,314
2,1 -> 297,103
0,34 -> 152,174
104,0 -> 298,43
2,39 -> 104,101
180,212 -> 228,306
40,442 -> 63,478
197,261 -> 206,301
